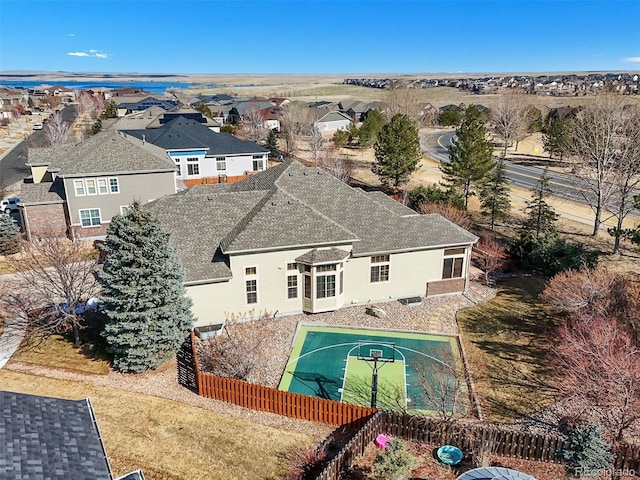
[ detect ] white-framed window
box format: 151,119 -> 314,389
79,208 -> 101,227
73,180 -> 85,196
187,157 -> 200,176
108,177 -> 119,193
286,262 -> 298,299
98,178 -> 108,194
174,158 -> 181,176
370,255 -> 390,283
85,179 -> 97,195
442,248 -> 465,279
120,205 -> 132,216
245,266 -> 257,304
216,156 -> 226,171
252,155 -> 264,171
316,264 -> 337,299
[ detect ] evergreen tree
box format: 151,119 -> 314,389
195,103 -> 213,119
358,109 -> 385,147
479,158 -> 511,230
543,116 -> 569,160
372,113 -> 422,189
440,105 -> 495,209
332,129 -> 348,147
559,424 -> 613,475
100,100 -> 118,119
98,204 -> 194,373
0,213 -> 21,255
524,167 -> 558,238
409,184 -> 465,210
264,129 -> 279,158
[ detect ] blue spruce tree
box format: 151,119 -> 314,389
98,203 -> 194,372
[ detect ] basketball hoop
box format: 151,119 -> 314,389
356,340 -> 396,408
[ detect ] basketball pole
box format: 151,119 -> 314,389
371,356 -> 379,408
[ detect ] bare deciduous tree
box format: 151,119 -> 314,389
3,230 -> 101,347
279,102 -> 312,158
196,318 -> 276,381
317,146 -> 352,183
551,315 -> 640,443
383,86 -> 434,127
308,125 -> 326,165
491,92 -> 528,158
415,347 -> 469,425
237,102 -> 268,144
472,235 -> 508,285
44,111 -> 72,146
567,96 -> 636,236
418,202 -> 475,232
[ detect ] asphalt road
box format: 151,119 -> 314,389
420,129 -> 639,217
0,105 -> 77,189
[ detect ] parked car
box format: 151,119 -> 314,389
33,123 -> 43,130
0,197 -> 20,214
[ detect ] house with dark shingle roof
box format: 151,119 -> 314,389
18,130 -> 177,240
122,116 -> 268,187
0,390 -> 144,480
147,160 -> 477,328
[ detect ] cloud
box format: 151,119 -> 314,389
68,33 -> 75,37
623,57 -> 640,63
67,50 -> 110,59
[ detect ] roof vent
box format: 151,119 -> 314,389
303,172 -> 309,176
288,199 -> 295,205
271,201 -> 278,206
207,196 -> 214,201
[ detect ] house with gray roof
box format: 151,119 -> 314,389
18,130 -> 177,240
314,111 -> 353,132
0,390 -> 144,480
147,160 -> 477,329
122,116 -> 268,187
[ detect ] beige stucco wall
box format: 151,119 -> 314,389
186,244 -> 471,328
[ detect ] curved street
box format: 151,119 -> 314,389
420,129 -> 639,221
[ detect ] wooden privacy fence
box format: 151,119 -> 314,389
314,412 -> 640,480
197,371 -> 376,426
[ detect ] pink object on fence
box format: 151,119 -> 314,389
375,434 -> 390,449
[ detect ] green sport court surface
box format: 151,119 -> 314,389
278,324 -> 469,413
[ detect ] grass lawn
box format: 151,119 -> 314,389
0,370 -> 312,480
457,276 -> 560,422
10,333 -> 112,374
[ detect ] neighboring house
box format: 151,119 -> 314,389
115,96 -> 178,116
0,390 -> 144,480
314,111 -> 353,132
147,160 -> 477,330
19,131 -> 177,240
122,116 -> 268,187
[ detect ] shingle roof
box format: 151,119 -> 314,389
27,131 -> 175,176
0,391 -> 112,480
149,160 -> 477,283
295,247 -> 350,264
18,179 -> 66,205
122,116 -> 268,155
316,111 -> 353,123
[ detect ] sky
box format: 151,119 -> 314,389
1,0 -> 640,75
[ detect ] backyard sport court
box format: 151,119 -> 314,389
278,324 -> 469,413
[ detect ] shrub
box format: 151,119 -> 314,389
409,184 -> 465,210
507,230 -> 598,276
559,424 -> 613,476
284,444 -> 327,480
372,439 -> 417,480
418,202 -> 474,232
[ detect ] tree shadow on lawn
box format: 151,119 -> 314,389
458,277 -> 561,420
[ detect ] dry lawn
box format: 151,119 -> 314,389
0,369 -> 312,480
457,277 -> 560,422
10,333 -> 111,375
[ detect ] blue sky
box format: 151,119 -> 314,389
1,0 -> 639,74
